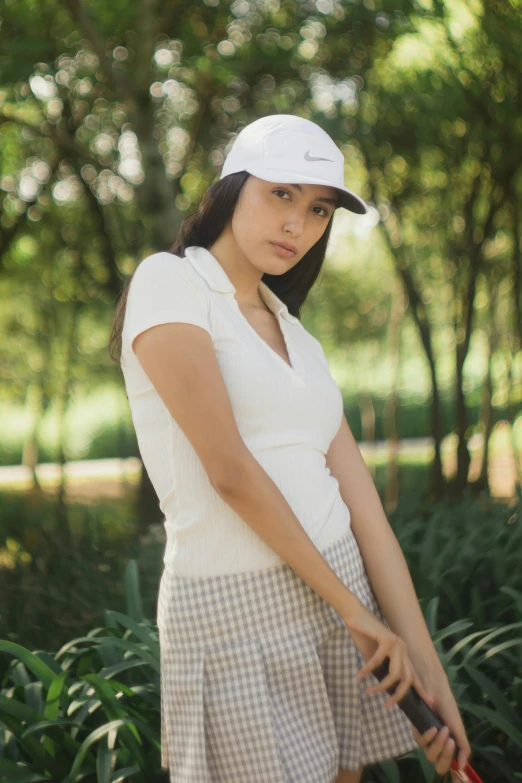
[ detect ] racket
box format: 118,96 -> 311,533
370,657 -> 484,782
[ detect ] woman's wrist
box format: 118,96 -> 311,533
414,655 -> 450,695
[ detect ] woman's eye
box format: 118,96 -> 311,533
273,189 -> 330,218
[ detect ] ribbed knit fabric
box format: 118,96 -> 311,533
120,246 -> 351,577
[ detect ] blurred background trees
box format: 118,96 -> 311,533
1,0 -> 521,624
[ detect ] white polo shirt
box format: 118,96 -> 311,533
120,245 -> 351,577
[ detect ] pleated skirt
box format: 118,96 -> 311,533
156,525 -> 419,782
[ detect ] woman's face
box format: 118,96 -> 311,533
230,175 -> 339,274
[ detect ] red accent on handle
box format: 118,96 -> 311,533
450,758 -> 484,782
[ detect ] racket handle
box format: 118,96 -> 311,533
368,657 -> 484,782
369,658 -> 457,756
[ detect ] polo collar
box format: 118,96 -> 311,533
184,245 -> 299,324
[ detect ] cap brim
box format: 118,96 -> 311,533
243,165 -> 368,215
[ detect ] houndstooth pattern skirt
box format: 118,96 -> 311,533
156,525 -> 419,782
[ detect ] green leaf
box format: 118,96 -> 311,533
0,713 -> 58,772
80,674 -> 130,720
0,757 -> 52,782
96,731 -> 117,783
416,745 -> 437,782
377,758 -> 401,782
103,611 -> 159,657
463,663 -> 522,730
479,747 -> 520,778
98,659 -> 149,680
461,703 -> 522,749
63,718 -> 140,783
0,695 -> 84,759
8,660 -> 32,687
445,629 -> 495,661
20,717 -> 86,738
432,619 -> 474,644
44,670 -> 68,721
79,675 -> 145,768
55,634 -> 108,660
0,693 -> 47,724
499,586 -> 522,614
24,681 -> 45,716
483,639 -> 522,660
0,642 -> 60,689
425,597 -> 440,635
462,623 -> 522,665
110,766 -> 140,781
67,697 -> 102,721
91,637 -> 159,673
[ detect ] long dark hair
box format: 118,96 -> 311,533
108,171 -> 335,363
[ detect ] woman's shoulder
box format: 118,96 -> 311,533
133,250 -> 190,277
130,251 -> 207,294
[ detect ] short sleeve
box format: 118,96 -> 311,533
123,252 -> 211,354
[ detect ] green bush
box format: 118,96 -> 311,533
1,494 -> 521,781
1,570 -> 520,781
0,561 -> 167,783
0,491 -> 165,660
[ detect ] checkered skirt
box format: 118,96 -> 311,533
156,525 -> 419,782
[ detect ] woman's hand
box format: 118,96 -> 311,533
412,679 -> 472,776
343,599 -> 436,707
343,600 -> 472,775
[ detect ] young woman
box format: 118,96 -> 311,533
109,114 -> 471,782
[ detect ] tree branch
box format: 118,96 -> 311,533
63,0 -> 136,111
0,111 -> 102,169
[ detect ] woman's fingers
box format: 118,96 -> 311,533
363,641 -> 413,707
347,605 -> 469,775
382,659 -> 417,707
434,730 -> 457,775
356,646 -> 387,680
456,731 -> 472,771
412,725 -> 437,747
358,637 -> 403,682
384,674 -> 413,707
413,725 -> 457,775
413,700 -> 473,774
361,647 -> 468,776
364,649 -> 437,714
364,651 -> 402,695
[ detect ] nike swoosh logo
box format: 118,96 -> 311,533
304,150 -> 334,162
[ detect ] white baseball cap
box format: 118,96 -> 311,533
220,113 -> 368,215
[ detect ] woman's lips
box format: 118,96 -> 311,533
270,242 -> 297,258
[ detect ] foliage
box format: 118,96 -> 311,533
1,494 -> 521,781
0,559 -> 166,782
0,490 -> 163,663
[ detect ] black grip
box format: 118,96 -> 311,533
369,657 -> 459,761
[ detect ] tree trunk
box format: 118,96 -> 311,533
384,280 -> 405,514
357,350 -> 377,479
475,336 -> 494,493
54,300 -> 81,548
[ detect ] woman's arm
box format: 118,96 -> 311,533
133,321 -> 362,623
325,414 -> 449,692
